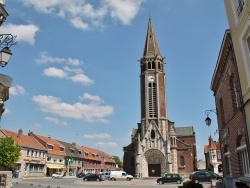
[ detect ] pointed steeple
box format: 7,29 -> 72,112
143,18 -> 161,57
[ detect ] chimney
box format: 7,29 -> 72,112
72,142 -> 76,146
18,129 -> 23,139
28,130 -> 33,136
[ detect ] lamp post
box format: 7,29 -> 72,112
0,34 -> 16,67
205,109 -> 217,126
0,34 -> 16,121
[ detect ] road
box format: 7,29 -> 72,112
11,177 -> 212,188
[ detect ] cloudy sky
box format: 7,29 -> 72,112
1,0 -> 228,160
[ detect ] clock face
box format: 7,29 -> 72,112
148,75 -> 155,82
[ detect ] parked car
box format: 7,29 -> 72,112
83,174 -> 104,181
100,171 -> 111,180
189,171 -> 223,183
110,170 -> 133,181
76,173 -> 86,178
52,172 -> 63,178
156,173 -> 183,184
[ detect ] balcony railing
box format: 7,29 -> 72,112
237,0 -> 245,16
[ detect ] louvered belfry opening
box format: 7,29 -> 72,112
148,82 -> 157,118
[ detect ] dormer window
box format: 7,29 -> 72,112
48,144 -> 53,150
60,147 -> 65,152
70,148 -> 75,154
78,150 -> 82,155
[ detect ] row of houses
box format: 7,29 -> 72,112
0,128 -> 117,178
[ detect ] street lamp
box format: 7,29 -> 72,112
205,109 -> 217,126
0,34 -> 16,67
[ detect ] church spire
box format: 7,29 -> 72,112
143,18 -> 161,57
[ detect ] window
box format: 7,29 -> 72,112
150,130 -> 155,139
78,151 -> 82,155
60,147 -> 65,152
27,150 -> 30,156
180,156 -> 185,167
148,82 -> 157,118
48,144 -> 53,150
219,98 -> 225,126
47,157 -> 51,161
237,0 -> 245,16
237,136 -> 250,175
224,145 -> 232,175
70,149 -> 74,154
217,151 -> 221,159
229,75 -> 239,110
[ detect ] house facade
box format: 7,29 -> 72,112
77,145 -> 116,174
204,136 -> 222,175
28,132 -> 66,176
211,29 -> 249,187
123,18 -> 197,178
56,140 -> 84,176
0,129 -> 47,178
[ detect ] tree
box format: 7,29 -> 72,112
0,136 -> 21,170
113,156 -> 123,168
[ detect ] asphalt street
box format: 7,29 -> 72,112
11,177 -> 212,188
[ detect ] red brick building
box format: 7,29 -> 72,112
176,127 -> 197,175
211,29 -> 249,187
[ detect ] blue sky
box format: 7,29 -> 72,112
1,0 -> 228,161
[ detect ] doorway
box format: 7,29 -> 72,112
148,164 -> 161,177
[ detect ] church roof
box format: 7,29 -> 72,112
143,18 -> 161,57
175,126 -> 195,136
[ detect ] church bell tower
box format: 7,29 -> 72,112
132,18 -> 177,178
140,18 -> 168,139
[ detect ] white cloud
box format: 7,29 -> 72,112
10,85 -> 26,96
70,17 -> 89,30
95,141 -> 118,148
20,0 -> 144,30
32,94 -> 113,123
35,52 -> 82,66
43,67 -> 68,78
104,0 -> 144,25
1,23 -> 39,45
79,93 -> 103,103
36,53 -> 92,85
45,116 -> 67,126
84,133 -> 111,139
69,73 -> 93,85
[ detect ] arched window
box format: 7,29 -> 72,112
152,61 -> 156,69
148,62 -> 151,69
150,130 -> 155,139
237,136 -> 250,175
180,156 -> 185,167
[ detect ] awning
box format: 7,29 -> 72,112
46,164 -> 64,169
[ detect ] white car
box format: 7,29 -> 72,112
52,172 -> 63,178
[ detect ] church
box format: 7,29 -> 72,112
123,18 -> 197,178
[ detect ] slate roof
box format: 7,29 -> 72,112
56,140 -> 84,159
175,126 -> 195,136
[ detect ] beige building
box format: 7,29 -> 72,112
0,129 -> 47,178
223,0 -> 250,186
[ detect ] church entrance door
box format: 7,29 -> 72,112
148,164 -> 161,177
